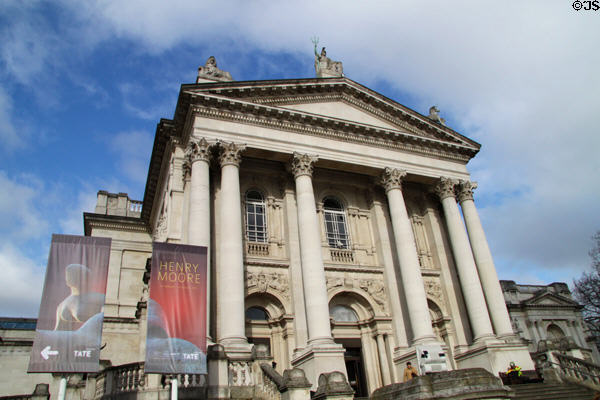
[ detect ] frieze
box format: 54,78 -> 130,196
359,279 -> 388,312
246,271 -> 290,301
229,361 -> 252,386
423,278 -> 444,308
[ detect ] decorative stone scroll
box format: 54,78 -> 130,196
246,271 -> 290,301
197,56 -> 233,83
218,141 -> 246,167
457,180 -> 477,203
291,152 -> 318,178
433,177 -> 457,200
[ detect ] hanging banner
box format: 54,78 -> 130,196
145,242 -> 207,374
28,234 -> 111,373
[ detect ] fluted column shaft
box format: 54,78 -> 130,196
292,153 -> 333,344
381,168 -> 437,345
435,178 -> 494,341
217,142 -> 247,345
458,181 -> 514,337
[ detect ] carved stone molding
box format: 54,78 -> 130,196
186,137 -> 212,164
359,279 -> 388,313
291,152 -> 318,178
457,180 -> 477,203
246,271 -> 290,301
380,168 -> 406,192
218,141 -> 246,167
423,278 -> 444,308
433,177 -> 457,200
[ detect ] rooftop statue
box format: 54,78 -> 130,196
196,56 -> 233,83
312,37 -> 343,78
427,106 -> 446,126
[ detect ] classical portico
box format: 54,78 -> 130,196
140,65 -> 536,390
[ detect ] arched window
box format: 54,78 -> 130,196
245,190 -> 267,243
323,197 -> 350,249
245,306 -> 269,321
329,305 -> 359,322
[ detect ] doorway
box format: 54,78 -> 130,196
344,346 -> 368,398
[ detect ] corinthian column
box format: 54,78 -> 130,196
434,178 -> 494,342
186,137 -> 212,246
217,142 -> 250,354
291,153 -> 334,345
185,137 -> 213,340
457,181 -> 514,337
380,168 -> 437,345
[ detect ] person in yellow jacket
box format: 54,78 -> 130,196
507,361 -> 522,383
403,362 -> 419,382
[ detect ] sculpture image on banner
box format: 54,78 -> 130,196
145,242 -> 208,374
28,234 -> 111,373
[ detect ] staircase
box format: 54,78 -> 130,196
510,382 -> 597,399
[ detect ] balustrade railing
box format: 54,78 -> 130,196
553,352 -> 600,389
247,242 -> 269,256
93,362 -> 206,399
330,249 -> 354,263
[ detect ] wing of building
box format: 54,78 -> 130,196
2,56 -> 599,399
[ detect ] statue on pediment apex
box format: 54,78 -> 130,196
428,106 -> 446,126
312,37 -> 343,78
196,56 -> 233,83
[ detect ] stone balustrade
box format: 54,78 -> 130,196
553,352 -> 600,389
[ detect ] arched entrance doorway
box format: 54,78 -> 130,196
329,291 -> 393,397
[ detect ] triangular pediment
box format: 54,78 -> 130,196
177,77 -> 480,154
279,101 -> 405,131
524,292 -> 579,307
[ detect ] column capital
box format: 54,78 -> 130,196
291,152 -> 318,178
218,141 -> 246,167
434,177 -> 458,200
457,180 -> 478,203
380,168 -> 407,192
186,137 -> 212,164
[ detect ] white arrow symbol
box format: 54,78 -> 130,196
41,346 -> 59,360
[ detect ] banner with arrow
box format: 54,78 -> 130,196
28,234 -> 111,373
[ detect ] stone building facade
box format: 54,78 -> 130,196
0,57 -> 556,398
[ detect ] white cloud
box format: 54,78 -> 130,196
1,1 -> 597,286
59,189 -> 98,235
0,243 -> 45,317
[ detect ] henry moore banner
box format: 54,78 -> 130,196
145,242 -> 208,374
28,234 -> 111,373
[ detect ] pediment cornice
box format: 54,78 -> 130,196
176,91 -> 478,164
174,77 -> 480,153
522,292 -> 581,308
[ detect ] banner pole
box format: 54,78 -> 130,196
57,376 -> 67,400
171,377 -> 178,400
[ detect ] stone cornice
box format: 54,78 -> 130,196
83,212 -> 150,236
186,93 -> 477,163
178,77 -> 480,150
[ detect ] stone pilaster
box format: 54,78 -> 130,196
434,178 -> 494,342
457,180 -> 514,338
380,168 -> 437,345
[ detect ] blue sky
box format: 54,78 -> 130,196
1,1 -> 599,317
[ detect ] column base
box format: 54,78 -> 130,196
219,337 -> 253,360
454,340 -> 534,375
291,340 -> 346,390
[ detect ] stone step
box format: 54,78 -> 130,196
510,382 -> 597,400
